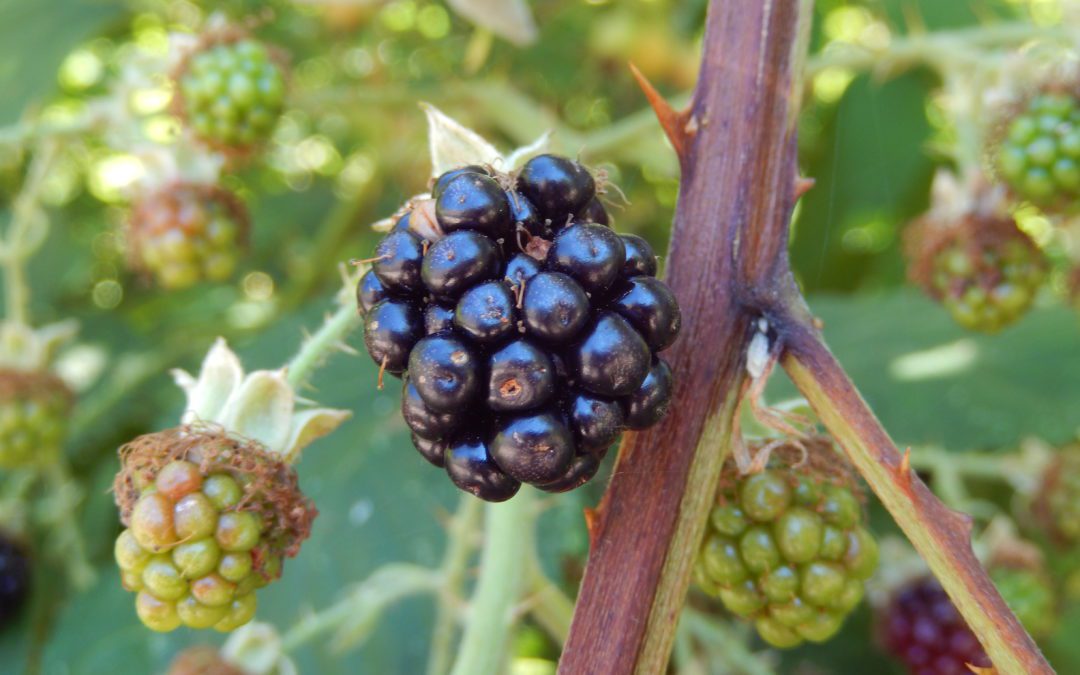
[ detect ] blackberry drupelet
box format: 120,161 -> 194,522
357,154 -> 681,500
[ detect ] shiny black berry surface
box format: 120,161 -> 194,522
358,154 -> 681,501
518,154 -> 596,226
435,173 -> 511,239
0,536 -> 30,628
422,230 -> 499,300
363,299 -> 423,374
547,222 -> 626,294
491,412 -> 574,484
445,437 -> 521,502
620,234 -> 658,277
356,270 -> 388,314
372,229 -> 425,294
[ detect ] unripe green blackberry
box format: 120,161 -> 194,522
129,183 -> 247,290
113,428 -> 315,632
0,369 -> 72,468
1034,443 -> 1080,545
175,37 -> 286,151
995,92 -> 1080,209
907,210 -> 1044,333
693,442 -> 878,648
990,566 -> 1056,639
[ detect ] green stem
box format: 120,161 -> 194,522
908,447 -> 1009,481
525,564 -> 574,646
0,108 -> 103,151
2,141 -> 58,325
295,81 -> 680,167
285,298 -> 361,390
426,495 -> 484,675
681,609 -> 775,675
39,463 -> 94,589
449,489 -> 535,675
280,563 -> 440,653
806,21 -> 1080,78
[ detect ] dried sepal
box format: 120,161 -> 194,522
172,339 -> 349,460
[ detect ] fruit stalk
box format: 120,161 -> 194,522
560,1 -> 811,672
805,20 -> 1080,77
285,296 -> 363,391
1,140 -> 58,325
781,331 -> 1051,674
426,494 -> 483,675
449,488 -> 535,675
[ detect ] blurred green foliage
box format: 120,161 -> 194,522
0,0 -> 1077,673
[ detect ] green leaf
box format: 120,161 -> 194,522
770,291 -> 1080,451
0,0 -> 126,123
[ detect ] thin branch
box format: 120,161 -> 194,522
449,489 -> 535,675
2,140 -> 59,325
781,320 -> 1052,674
285,295 -> 362,390
806,21 -> 1080,78
426,495 -> 483,675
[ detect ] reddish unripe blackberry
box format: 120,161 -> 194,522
694,440 -> 879,648
878,577 -> 991,674
0,369 -> 72,468
1033,442 -> 1080,545
357,155 -> 680,500
906,208 -> 1044,333
113,429 -> 315,632
129,183 -> 248,290
0,535 -> 30,628
175,36 -> 286,152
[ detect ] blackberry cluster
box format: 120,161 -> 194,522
176,38 -> 285,151
926,234 -> 1044,332
990,566 -> 1056,639
358,154 -> 681,501
693,466 -> 879,648
906,210 -> 1045,334
878,577 -> 990,675
1035,443 -> 1080,544
0,370 -> 71,468
129,183 -> 247,290
0,535 -> 30,629
115,459 -> 278,632
996,92 -> 1080,208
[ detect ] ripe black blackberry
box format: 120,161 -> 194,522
878,577 -> 991,675
358,155 -> 681,501
0,534 -> 30,628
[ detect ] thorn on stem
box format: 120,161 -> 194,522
584,507 -> 599,550
629,62 -> 692,158
899,447 -> 913,492
794,176 -> 816,199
